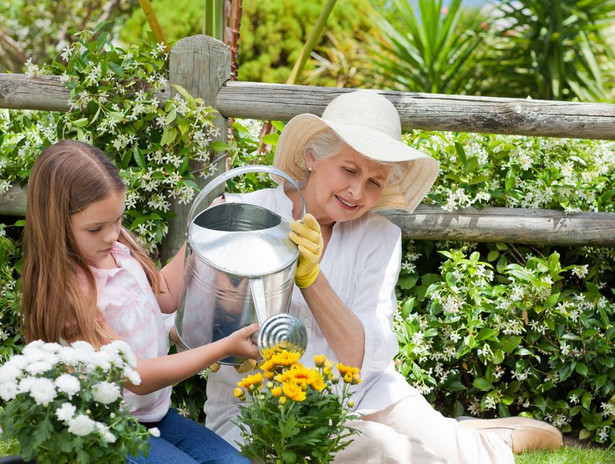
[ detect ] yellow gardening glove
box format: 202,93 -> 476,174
289,213 -> 323,288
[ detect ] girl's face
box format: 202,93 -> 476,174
304,145 -> 391,226
70,190 -> 125,269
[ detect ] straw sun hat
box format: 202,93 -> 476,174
273,90 -> 440,213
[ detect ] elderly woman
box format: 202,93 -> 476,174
204,90 -> 562,463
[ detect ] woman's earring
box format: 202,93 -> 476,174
308,167 -> 313,172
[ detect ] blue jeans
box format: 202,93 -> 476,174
127,408 -> 249,464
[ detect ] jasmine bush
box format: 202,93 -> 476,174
394,131 -> 615,445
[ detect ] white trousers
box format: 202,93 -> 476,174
333,395 -> 515,464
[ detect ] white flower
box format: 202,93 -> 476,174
0,363 -> 22,383
55,402 -> 77,422
0,381 -> 17,401
67,414 -> 96,436
25,360 -> 53,375
149,427 -> 161,437
28,377 -> 57,405
55,373 -> 81,397
92,381 -> 121,404
124,367 -> 142,385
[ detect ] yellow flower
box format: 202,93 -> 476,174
234,388 -> 245,400
271,386 -> 282,398
282,382 -> 307,402
237,372 -> 264,392
337,363 -> 361,384
280,365 -> 321,391
270,350 -> 302,368
314,354 -> 326,367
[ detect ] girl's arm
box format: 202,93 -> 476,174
157,242 -> 188,313
102,321 -> 260,395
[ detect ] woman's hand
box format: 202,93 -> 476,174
289,213 -> 323,288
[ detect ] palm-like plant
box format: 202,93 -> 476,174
481,0 -> 615,101
370,0 -> 488,94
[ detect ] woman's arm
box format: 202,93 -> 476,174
300,275 -> 365,368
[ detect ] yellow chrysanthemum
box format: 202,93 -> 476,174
283,366 -> 320,390
282,382 -> 307,402
337,363 -> 361,384
314,354 -> 326,367
270,350 -> 302,368
271,386 -> 283,398
234,388 -> 245,399
237,372 -> 264,391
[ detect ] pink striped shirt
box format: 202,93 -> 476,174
89,241 -> 171,422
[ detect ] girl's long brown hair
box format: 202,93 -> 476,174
21,140 -> 161,346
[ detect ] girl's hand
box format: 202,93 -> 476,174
225,323 -> 260,359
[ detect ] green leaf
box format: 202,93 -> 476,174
473,377 -> 493,391
499,336 -> 522,353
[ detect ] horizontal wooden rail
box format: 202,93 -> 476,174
380,206 -> 615,247
2,74 -> 615,140
2,185 -> 614,246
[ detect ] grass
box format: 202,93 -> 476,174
515,446 -> 615,463
2,438 -> 614,462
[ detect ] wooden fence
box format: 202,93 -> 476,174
1,34 -> 615,255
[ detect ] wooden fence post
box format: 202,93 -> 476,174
162,35 -> 231,262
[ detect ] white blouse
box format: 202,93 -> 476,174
204,185 -> 418,445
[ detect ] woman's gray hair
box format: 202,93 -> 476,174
303,128 -> 405,184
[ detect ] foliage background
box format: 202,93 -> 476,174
1,0 -> 615,449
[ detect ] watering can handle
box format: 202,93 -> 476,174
187,165 -> 307,226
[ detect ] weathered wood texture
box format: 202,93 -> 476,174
215,83 -> 615,141
0,185 -> 27,216
380,206 -> 615,247
3,184 -> 613,247
3,75 -> 615,140
162,35 -> 230,261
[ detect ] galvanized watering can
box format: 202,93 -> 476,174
175,165 -> 308,365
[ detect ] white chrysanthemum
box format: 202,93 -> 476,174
55,373 -> 81,397
71,341 -> 96,354
0,363 -> 21,383
123,367 -> 142,385
58,346 -> 82,366
0,380 -> 17,401
55,402 -> 77,422
8,354 -> 31,370
149,427 -> 160,437
25,360 -> 53,375
105,340 -> 137,367
88,351 -> 112,372
67,414 -> 96,436
28,377 -> 57,405
92,381 -> 121,404
95,422 -> 117,443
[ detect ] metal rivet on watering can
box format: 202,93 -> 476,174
174,165 -> 308,365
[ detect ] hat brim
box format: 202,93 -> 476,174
273,113 -> 440,213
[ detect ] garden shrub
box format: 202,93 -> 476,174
1,25 -> 615,446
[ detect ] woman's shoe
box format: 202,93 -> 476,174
459,416 -> 563,453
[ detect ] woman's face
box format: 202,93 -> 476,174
304,144 -> 391,225
70,190 -> 125,269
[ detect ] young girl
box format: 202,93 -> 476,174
21,139 -> 260,464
